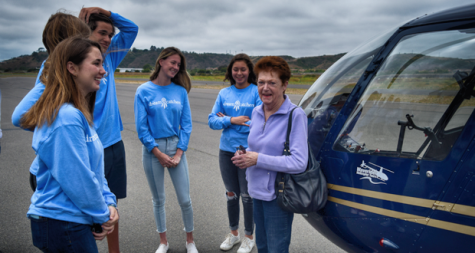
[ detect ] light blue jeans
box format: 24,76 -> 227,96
142,136 -> 194,233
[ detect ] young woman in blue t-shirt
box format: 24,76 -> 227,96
208,54 -> 262,253
134,47 -> 197,253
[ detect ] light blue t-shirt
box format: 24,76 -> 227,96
27,103 -> 116,225
134,81 -> 192,152
208,84 -> 262,152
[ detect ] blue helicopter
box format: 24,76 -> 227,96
299,4 -> 475,252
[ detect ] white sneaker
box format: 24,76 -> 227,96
220,233 -> 241,251
186,241 -> 199,253
237,237 -> 255,253
155,242 -> 169,253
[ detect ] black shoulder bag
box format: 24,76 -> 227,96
275,107 -> 328,213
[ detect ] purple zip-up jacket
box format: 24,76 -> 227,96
246,95 -> 308,201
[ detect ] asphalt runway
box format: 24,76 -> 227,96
0,77 -> 344,253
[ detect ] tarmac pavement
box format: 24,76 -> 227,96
0,77 -> 344,253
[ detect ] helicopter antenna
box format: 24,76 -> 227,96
369,162 -> 394,173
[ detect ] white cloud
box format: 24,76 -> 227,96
1,0 -> 474,61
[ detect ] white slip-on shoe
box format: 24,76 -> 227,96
155,242 -> 169,253
237,237 -> 255,253
186,241 -> 199,253
220,233 -> 241,250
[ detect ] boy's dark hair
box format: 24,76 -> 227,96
88,13 -> 115,35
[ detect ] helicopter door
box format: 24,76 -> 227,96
327,28 -> 475,248
414,60 -> 475,250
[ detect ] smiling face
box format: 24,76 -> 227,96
257,71 -> 288,110
89,21 -> 113,53
159,54 -> 181,80
68,47 -> 105,97
232,60 -> 250,88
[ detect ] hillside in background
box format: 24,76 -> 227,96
0,46 -> 345,72
0,50 -> 48,71
119,47 -> 237,70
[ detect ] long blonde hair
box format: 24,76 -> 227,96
21,37 -> 101,129
150,47 -> 191,93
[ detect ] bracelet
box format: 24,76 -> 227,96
108,204 -> 118,212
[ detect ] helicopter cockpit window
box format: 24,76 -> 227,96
300,26 -> 399,154
333,29 -> 475,161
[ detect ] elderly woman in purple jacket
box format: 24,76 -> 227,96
232,56 -> 308,253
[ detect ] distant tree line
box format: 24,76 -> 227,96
1,45 -> 346,73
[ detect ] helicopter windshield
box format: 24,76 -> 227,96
300,25 -> 400,154
334,29 -> 475,160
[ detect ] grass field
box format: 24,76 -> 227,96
1,72 -> 320,85
4,72 -> 474,102
189,74 -> 319,85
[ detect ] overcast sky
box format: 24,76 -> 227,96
0,0 -> 473,62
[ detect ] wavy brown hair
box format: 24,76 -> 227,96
150,47 -> 191,93
21,37 -> 102,129
224,53 -> 257,85
42,11 -> 91,54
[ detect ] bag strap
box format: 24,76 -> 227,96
283,107 -> 298,155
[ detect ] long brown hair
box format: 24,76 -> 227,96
42,11 -> 91,54
21,37 -> 102,129
41,11 -> 92,95
150,47 -> 191,93
224,53 -> 257,85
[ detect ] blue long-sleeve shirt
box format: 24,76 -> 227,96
12,12 -> 138,175
246,96 -> 308,201
94,12 -> 138,148
27,103 -> 116,225
208,84 -> 261,153
11,61 -> 45,128
11,12 -> 138,148
134,81 -> 192,152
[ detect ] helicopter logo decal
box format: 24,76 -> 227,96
356,160 -> 394,184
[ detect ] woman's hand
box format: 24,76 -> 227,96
92,205 -> 119,240
170,148 -> 184,168
230,116 -> 250,126
152,147 -> 175,168
92,228 -> 108,240
231,151 -> 258,169
103,206 -> 119,231
216,112 -> 250,126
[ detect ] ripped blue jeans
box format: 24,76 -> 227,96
219,150 -> 254,235
142,136 -> 194,233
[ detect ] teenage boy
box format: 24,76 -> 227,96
79,7 -> 138,253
